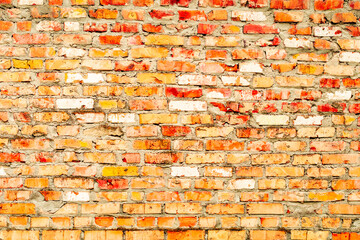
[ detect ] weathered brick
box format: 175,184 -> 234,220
0,0 -> 358,235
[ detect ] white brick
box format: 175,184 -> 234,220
63,191 -> 90,201
313,27 -> 341,37
205,91 -> 227,99
171,167 -> 199,177
221,76 -> 250,86
59,48 -> 87,58
0,167 -> 6,176
64,22 -> 80,32
254,115 -> 289,126
178,74 -> 216,85
324,90 -> 352,101
65,73 -> 105,84
228,179 -> 255,189
339,52 -> 360,63
56,99 -> 94,109
239,62 -> 263,73
232,11 -> 267,21
108,113 -> 136,123
294,116 -> 324,126
18,0 -> 43,5
169,101 -> 207,111
284,38 -> 312,49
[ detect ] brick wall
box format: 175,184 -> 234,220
0,0 -> 360,239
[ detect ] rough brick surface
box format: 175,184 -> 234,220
0,0 -> 359,239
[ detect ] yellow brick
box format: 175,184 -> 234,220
13,59 -> 28,69
131,192 -> 143,201
102,166 -> 139,176
253,76 -> 274,88
28,60 -> 43,69
98,100 -> 118,109
145,35 -> 184,45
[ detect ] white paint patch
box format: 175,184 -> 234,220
294,116 -> 324,125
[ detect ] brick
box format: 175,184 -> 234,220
310,141 -> 345,152
247,203 -> 284,214
332,12 -> 357,23
270,0 -> 309,9
205,36 -> 241,47
250,230 -> 286,240
274,11 -> 303,22
103,166 -> 139,176
232,49 -> 263,60
314,0 -> 343,10
149,10 -> 175,19
145,35 -> 184,45
99,36 -> 122,45
206,204 -> 244,214
254,115 -> 289,125
252,154 -> 290,165
158,60 -> 195,72
232,11 -> 266,21
13,34 -> 50,44
243,24 -> 279,34
167,231 -> 205,240
329,204 -> 360,214
313,27 -> 341,37
169,101 -> 207,111
284,38 -> 312,49
131,47 -> 168,58
139,114 -> 177,124
179,10 -> 207,21
198,23 -> 218,34
266,167 -> 304,177
0,0 -> 359,235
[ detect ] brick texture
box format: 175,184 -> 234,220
0,0 -> 359,239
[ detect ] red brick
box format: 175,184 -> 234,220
314,0 -> 343,10
270,0 -> 309,9
243,24 -> 279,34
